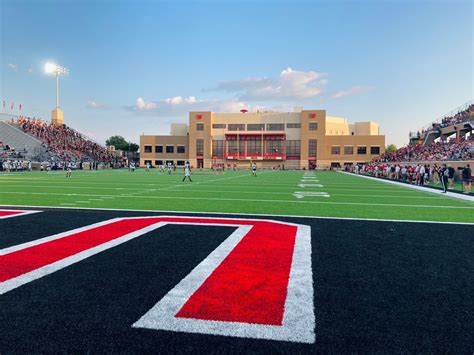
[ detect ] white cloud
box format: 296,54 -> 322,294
27,68 -> 33,74
127,95 -> 260,116
329,86 -> 373,99
213,67 -> 326,101
86,100 -> 108,109
7,63 -> 18,71
136,97 -> 157,110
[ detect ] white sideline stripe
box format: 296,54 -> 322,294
339,171 -> 474,202
0,209 -> 40,220
1,191 -> 472,209
0,183 -> 436,194
133,223 -> 315,344
0,204 -> 473,225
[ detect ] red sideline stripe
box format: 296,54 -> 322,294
0,210 -> 25,218
0,218 -> 159,282
176,221 -> 297,326
0,217 -> 297,326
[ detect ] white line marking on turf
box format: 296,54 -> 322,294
0,191 -> 472,209
340,172 -> 474,202
298,184 -> 324,188
0,204 -> 473,224
293,192 -> 330,198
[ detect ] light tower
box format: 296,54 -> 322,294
45,62 -> 69,126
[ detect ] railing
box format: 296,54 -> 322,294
0,113 -> 19,122
415,99 -> 474,135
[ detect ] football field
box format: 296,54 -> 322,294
1,169 -> 473,353
0,169 -> 473,223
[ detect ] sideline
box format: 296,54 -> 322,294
0,204 -> 473,225
339,171 -> 474,202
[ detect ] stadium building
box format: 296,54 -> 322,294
140,108 -> 385,169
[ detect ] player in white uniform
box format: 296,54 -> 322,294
182,161 -> 192,182
66,162 -> 72,178
167,162 -> 172,175
251,162 -> 257,177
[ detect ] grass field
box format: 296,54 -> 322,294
0,169 -> 473,223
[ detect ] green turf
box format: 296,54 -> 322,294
0,169 -> 473,223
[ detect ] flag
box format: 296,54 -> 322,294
2,101 -> 5,109
11,102 -> 14,110
19,104 -> 22,111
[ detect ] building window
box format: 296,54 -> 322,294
155,160 -> 163,166
286,123 -> 301,129
331,146 -> 341,155
266,123 -> 285,131
155,145 -> 163,153
344,146 -> 354,155
308,140 -> 317,157
144,160 -> 152,166
247,140 -> 262,154
228,124 -> 245,131
370,146 -> 380,155
144,145 -> 152,153
267,140 -> 283,154
247,124 -> 265,131
176,161 -> 185,166
196,139 -> 204,156
287,140 -> 301,157
309,122 -> 318,131
357,146 -> 367,155
212,124 -> 226,129
212,140 -> 224,157
166,145 -> 174,153
196,123 -> 204,131
177,146 -> 185,154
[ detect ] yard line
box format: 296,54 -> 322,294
0,191 -> 472,209
2,203 -> 473,225
0,185 -> 444,198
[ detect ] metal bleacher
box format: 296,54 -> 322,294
409,100 -> 474,146
0,119 -> 52,161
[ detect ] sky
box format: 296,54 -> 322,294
1,0 -> 472,147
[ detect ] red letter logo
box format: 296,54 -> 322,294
0,216 -> 314,343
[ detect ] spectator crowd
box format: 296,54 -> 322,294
17,116 -> 115,163
375,135 -> 473,163
413,103 -> 473,138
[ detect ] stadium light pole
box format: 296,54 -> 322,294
45,62 -> 69,126
45,62 -> 69,108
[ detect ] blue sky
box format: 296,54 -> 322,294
1,0 -> 472,146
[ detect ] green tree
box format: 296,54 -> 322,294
385,144 -> 397,154
129,143 -> 139,152
105,135 -> 138,151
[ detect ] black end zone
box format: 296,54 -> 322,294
0,207 -> 473,353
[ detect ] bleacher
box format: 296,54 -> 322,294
409,100 -> 474,147
0,120 -> 52,161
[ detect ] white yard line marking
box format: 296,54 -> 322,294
1,204 -> 473,225
1,191 -> 471,209
293,192 -> 330,198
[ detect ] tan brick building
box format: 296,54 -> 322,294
140,109 -> 385,169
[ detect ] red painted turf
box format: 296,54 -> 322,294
0,217 -> 297,326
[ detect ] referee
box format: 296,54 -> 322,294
440,164 -> 449,193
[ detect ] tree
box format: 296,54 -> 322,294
106,135 -> 138,151
385,144 -> 397,154
129,143 -> 139,152
106,136 -> 128,150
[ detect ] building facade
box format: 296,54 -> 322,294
140,109 -> 385,169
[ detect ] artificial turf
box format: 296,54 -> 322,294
0,168 -> 473,223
